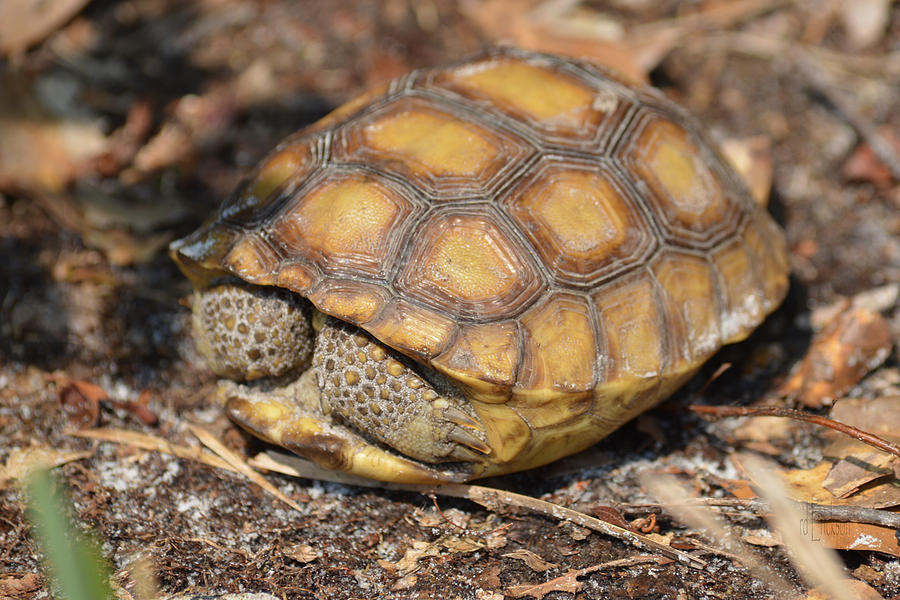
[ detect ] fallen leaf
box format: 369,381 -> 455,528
0,72 -> 108,192
58,378 -> 107,429
502,549 -> 558,572
506,570 -> 581,599
1,447 -> 92,484
0,573 -> 42,597
282,544 -> 319,564
720,136 -> 773,208
459,0 -> 648,83
747,460 -> 900,509
812,521 -> 900,559
838,0 -> 891,49
589,504 -> 632,530
742,529 -> 783,547
842,126 -> 900,186
390,540 -> 440,576
506,556 -> 664,599
779,306 -> 893,407
823,451 -> 896,499
807,579 -> 886,600
0,0 -> 91,56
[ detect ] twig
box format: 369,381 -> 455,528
432,484 -> 707,569
688,404 -> 900,459
250,450 -> 707,568
618,498 -> 900,529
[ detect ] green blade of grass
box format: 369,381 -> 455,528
25,468 -> 113,600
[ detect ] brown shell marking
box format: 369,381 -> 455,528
335,95 -> 537,200
622,115 -> 745,247
505,158 -> 658,286
396,210 -> 544,320
270,170 -> 417,279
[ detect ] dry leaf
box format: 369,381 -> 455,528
838,0 -> 891,49
823,451 -> 896,499
720,136 -> 773,208
283,544 -> 319,564
0,573 -> 42,597
742,530 -> 783,547
779,306 -> 892,407
1,447 -> 91,484
506,570 -> 582,599
589,504 -> 632,530
843,126 -> 900,186
0,0 -> 91,55
741,459 -> 900,510
0,72 -> 108,193
459,0 -> 648,83
502,549 -> 558,572
58,378 -> 106,429
812,521 -> 900,559
391,540 -> 440,576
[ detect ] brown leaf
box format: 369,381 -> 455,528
506,570 -> 582,599
589,504 -> 632,530
282,544 -> 319,564
0,572 -> 42,597
842,126 -> 900,187
460,0 -> 648,84
0,0 -> 91,56
0,72 -> 108,193
720,136 -> 773,208
502,549 -> 558,572
779,306 -> 893,407
58,378 -> 107,429
823,451 -> 896,499
1,447 -> 92,484
812,521 -> 900,559
769,462 -> 900,509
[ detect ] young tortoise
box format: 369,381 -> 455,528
171,47 -> 790,483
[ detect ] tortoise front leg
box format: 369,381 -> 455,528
313,318 -> 491,464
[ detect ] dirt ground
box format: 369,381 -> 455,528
1,1 -> 900,599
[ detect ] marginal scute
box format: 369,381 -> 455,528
396,211 -> 544,320
711,239 -> 765,343
623,114 -> 742,247
270,170 -> 415,278
307,280 -> 390,325
517,293 -> 597,394
742,212 -> 790,310
593,271 -> 664,381
652,251 -> 721,371
364,299 -> 456,361
275,263 -> 318,294
224,235 -> 279,285
431,321 -> 520,403
505,159 -> 657,286
221,143 -> 315,223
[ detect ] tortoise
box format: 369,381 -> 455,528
170,47 -> 790,483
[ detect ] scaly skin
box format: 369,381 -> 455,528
193,283 -> 491,482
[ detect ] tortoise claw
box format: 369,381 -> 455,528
442,405 -> 483,431
449,428 -> 492,455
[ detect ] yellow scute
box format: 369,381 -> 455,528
277,175 -> 400,261
453,60 -> 594,127
363,109 -> 499,177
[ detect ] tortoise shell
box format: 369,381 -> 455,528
172,47 -> 789,475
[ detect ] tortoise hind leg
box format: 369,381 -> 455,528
313,318 -> 491,464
